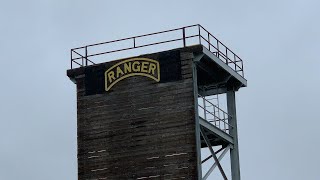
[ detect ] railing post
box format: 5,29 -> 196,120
208,33 -> 210,51
182,27 -> 186,47
85,46 -> 88,66
235,61 -> 237,71
198,25 -> 201,44
214,107 -> 216,126
223,113 -> 226,132
217,41 -> 219,58
70,49 -> 73,69
133,37 -> 136,48
234,54 -> 237,71
226,48 -> 228,65
203,97 -> 207,120
241,59 -> 244,77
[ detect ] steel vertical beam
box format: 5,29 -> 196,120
227,90 -> 241,180
192,59 -> 202,180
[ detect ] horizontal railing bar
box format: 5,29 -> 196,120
198,105 -> 218,115
199,96 -> 230,116
72,35 -> 199,60
72,50 -> 95,65
132,35 -> 198,49
208,121 -> 233,128
72,60 -> 82,67
198,105 -> 233,128
199,35 -> 219,51
235,63 -> 242,69
72,58 -> 96,64
198,106 -> 221,119
72,24 -> 200,50
132,24 -> 199,39
208,119 -> 229,122
71,50 -> 84,57
87,59 -> 95,64
87,46 -> 137,58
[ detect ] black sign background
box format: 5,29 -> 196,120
84,50 -> 181,95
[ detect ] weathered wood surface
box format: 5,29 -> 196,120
70,49 -> 198,179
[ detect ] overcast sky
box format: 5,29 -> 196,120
1,0 -> 320,180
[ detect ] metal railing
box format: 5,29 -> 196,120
198,94 -> 232,134
70,24 -> 244,77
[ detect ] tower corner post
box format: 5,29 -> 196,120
192,59 -> 202,180
227,90 -> 241,180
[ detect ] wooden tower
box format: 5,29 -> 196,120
67,25 -> 247,180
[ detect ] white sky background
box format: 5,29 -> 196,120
1,0 -> 320,179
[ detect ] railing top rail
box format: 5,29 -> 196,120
72,24 -> 200,50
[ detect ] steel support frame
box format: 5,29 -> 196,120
194,54 -> 230,180
193,54 -> 242,180
198,91 -> 241,180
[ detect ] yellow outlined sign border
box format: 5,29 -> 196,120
105,58 -> 160,91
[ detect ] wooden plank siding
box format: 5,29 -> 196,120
68,48 -> 199,180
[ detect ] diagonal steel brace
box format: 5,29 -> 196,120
200,127 -> 228,180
